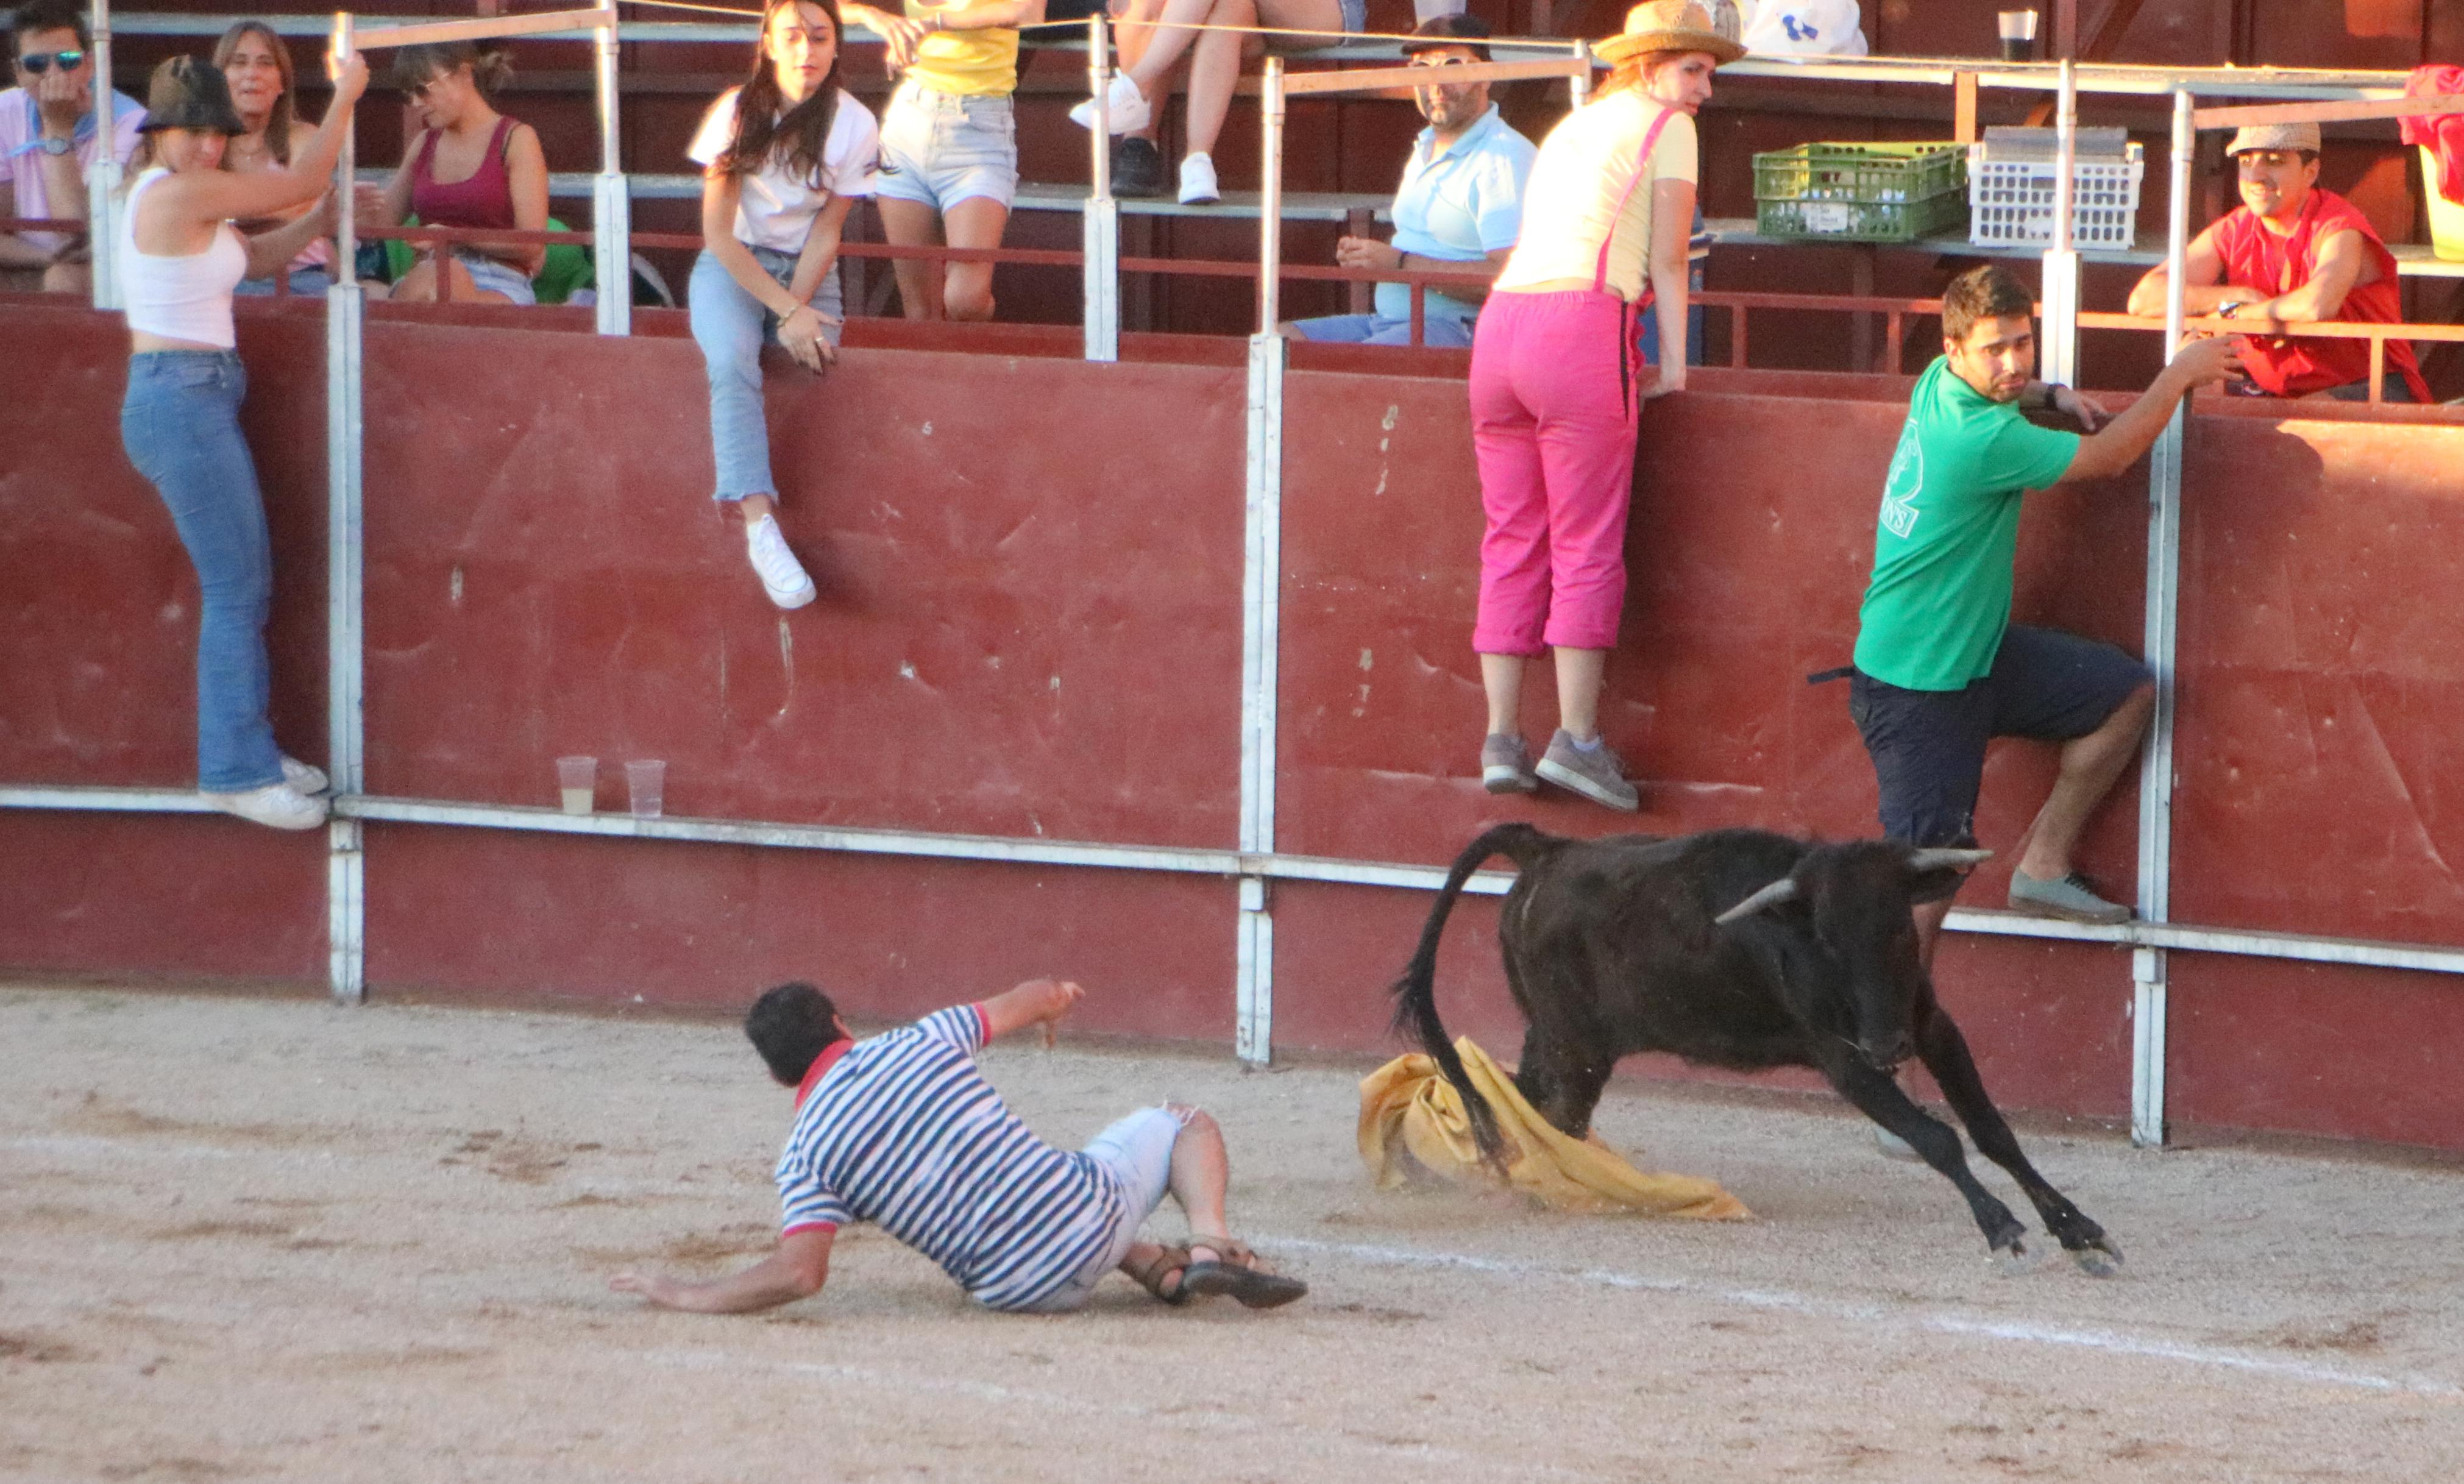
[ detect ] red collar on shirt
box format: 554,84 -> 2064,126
793,1037 -> 855,1110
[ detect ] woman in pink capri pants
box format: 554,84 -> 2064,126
1469,2 -> 1741,812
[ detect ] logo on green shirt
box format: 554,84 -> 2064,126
1878,424 -> 1923,540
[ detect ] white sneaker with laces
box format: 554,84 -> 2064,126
204,781 -> 330,831
745,514 -> 817,609
1177,152 -> 1221,205
282,756 -> 330,795
1068,72 -> 1150,135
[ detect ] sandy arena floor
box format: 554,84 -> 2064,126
4,984 -> 2461,1483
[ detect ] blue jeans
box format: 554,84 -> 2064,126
1291,312 -> 1475,349
689,246 -> 845,502
119,351 -> 285,793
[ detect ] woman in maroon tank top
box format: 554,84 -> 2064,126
363,41 -> 548,305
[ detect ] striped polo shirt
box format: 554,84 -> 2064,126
775,1005 -> 1126,1312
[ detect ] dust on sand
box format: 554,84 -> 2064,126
4,985 -> 2461,1483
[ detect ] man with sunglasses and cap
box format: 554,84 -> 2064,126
1283,15 -> 1536,350
1,0 -> 145,293
2127,120 -> 2429,403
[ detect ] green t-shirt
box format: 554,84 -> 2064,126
1852,357 -> 2081,692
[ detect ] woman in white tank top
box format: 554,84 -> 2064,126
1466,3 -> 1741,812
117,50 -> 366,829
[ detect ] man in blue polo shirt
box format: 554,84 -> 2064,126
1285,14 -> 1535,350
610,977 -> 1307,1316
1849,265 -> 2237,962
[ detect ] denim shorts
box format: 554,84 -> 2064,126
877,83 -> 1018,213
1848,624 -> 2151,848
1019,1105 -> 1192,1313
450,249 -> 537,307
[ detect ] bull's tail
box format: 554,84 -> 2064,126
1388,822 -> 1561,1170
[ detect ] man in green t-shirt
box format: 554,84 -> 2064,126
1849,265 -> 2237,962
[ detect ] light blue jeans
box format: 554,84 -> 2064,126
689,244 -> 846,502
119,351 -> 285,793
1020,1105 -> 1193,1313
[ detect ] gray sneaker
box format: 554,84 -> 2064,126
1481,734 -> 1537,793
2008,868 -> 2132,925
1535,729 -> 1639,812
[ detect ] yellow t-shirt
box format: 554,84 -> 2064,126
901,0 -> 1018,97
1494,91 -> 1698,302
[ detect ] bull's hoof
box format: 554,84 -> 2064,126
2068,1239 -> 2126,1279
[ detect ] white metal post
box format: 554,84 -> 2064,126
85,0 -> 121,310
2039,59 -> 2081,385
1236,330 -> 1285,1065
1570,40 -> 1591,107
325,11 -> 367,1005
1256,58 -> 1284,335
2131,88 -> 2196,1147
592,18 -> 630,335
1082,14 -> 1118,361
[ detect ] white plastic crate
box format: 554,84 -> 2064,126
1967,127 -> 2145,250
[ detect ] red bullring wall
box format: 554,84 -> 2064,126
6,295 -> 2464,1151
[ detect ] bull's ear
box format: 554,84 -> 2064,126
1714,877 -> 1800,926
1904,848 -> 1989,906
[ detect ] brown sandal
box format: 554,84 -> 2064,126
1124,1243 -> 1194,1305
1178,1235 -> 1307,1310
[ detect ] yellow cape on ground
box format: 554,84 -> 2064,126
1358,1038 -> 1752,1220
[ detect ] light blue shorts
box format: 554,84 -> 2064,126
1293,311 -> 1475,349
1020,1104 -> 1192,1313
876,83 -> 1019,214
454,249 -> 538,307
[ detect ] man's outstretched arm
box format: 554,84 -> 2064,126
976,977 -> 1085,1043
2054,334 -> 2242,486
611,1226 -> 833,1313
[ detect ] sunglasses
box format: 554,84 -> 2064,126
16,49 -> 85,74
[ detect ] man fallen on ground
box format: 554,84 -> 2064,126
609,977 -> 1307,1315
1847,264 -> 2238,953
2125,121 -> 2429,403
1281,14 -> 1536,350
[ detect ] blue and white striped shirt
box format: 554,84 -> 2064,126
775,1005 -> 1126,1312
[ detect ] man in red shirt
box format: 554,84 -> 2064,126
2128,121 -> 2428,403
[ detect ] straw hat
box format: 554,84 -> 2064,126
134,55 -> 245,135
1594,1 -> 1749,67
2226,121 -> 2321,157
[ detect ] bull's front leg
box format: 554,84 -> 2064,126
1815,1046 -> 2030,1260
1512,1026 -> 1616,1141
1913,1001 -> 2121,1276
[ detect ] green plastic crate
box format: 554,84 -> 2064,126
1752,142 -> 1969,243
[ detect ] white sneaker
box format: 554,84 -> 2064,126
745,514 -> 817,609
1177,152 -> 1221,205
204,781 -> 330,831
282,756 -> 330,795
1068,72 -> 1150,136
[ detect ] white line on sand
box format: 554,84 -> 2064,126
1264,1235 -> 2463,1399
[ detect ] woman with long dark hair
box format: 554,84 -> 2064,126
214,20 -> 332,295
116,48 -> 367,828
686,0 -> 878,608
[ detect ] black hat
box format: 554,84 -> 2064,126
135,55 -> 245,135
1400,13 -> 1494,62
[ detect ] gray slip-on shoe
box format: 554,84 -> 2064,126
1481,733 -> 1538,793
2008,868 -> 2133,925
1535,729 -> 1639,812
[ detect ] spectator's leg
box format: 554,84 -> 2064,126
1470,302 -> 1550,735
939,196 -> 1010,323
687,249 -> 781,526
1177,0 -> 1252,162
1533,302 -> 1639,740
876,197 -> 946,322
40,259 -> 90,296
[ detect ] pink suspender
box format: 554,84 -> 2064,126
1591,102 -> 1681,304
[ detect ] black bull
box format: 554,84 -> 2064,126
1391,822 -> 2121,1274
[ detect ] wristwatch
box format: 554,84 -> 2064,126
35,135 -> 72,157
2215,300 -> 2243,319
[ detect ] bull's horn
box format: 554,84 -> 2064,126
1906,848 -> 1994,874
1714,878 -> 1800,925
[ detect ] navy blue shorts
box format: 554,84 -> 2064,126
1848,625 -> 2152,848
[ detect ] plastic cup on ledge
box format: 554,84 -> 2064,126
1997,9 -> 2039,62
555,756 -> 596,815
626,759 -> 666,820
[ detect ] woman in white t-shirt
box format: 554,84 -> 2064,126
687,0 -> 881,609
1466,1 -> 1742,812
